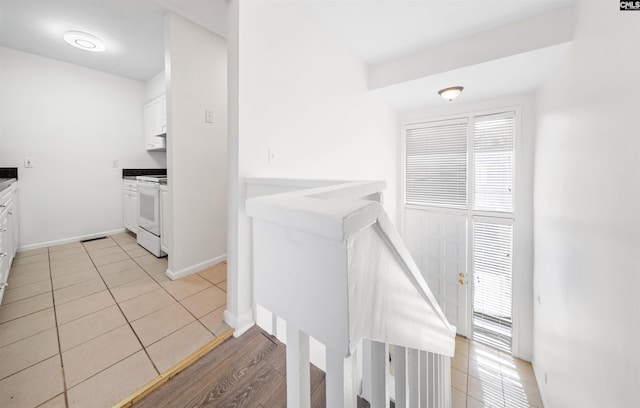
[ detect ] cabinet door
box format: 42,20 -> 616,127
150,95 -> 166,137
0,255 -> 8,304
144,102 -> 155,149
0,213 -> 9,289
10,187 -> 19,257
144,94 -> 167,151
157,94 -> 167,135
124,192 -> 138,233
131,194 -> 138,233
123,192 -> 132,231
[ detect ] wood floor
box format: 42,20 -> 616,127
134,325 -> 370,408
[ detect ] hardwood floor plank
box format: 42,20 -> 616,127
257,372 -> 287,408
186,336 -> 277,407
310,363 -> 325,395
134,326 -> 370,408
135,326 -> 276,408
200,360 -> 281,408
133,327 -> 255,407
311,378 -> 327,408
265,342 -> 286,375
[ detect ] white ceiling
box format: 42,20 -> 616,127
0,0 -> 574,110
305,0 -> 574,111
305,0 -> 574,64
0,0 -> 228,82
372,42 -> 571,112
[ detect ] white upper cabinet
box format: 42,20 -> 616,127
144,94 -> 167,151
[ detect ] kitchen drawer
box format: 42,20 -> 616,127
0,256 -> 8,304
123,180 -> 139,192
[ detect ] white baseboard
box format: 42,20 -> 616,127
18,228 -> 126,251
224,308 -> 255,337
532,359 -> 548,408
165,253 -> 227,281
514,351 -> 533,362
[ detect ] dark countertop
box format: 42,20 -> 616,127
0,178 -> 17,194
122,168 -> 167,178
0,168 -> 18,180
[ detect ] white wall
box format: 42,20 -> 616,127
165,13 -> 228,278
533,1 -> 640,406
0,47 -> 166,248
225,1 -> 398,334
400,92 -> 536,360
144,70 -> 166,102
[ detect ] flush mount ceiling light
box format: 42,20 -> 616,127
438,86 -> 464,101
63,30 -> 106,52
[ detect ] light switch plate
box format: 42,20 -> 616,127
24,157 -> 34,168
205,110 -> 213,123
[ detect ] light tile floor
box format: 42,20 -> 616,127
452,335 -> 543,408
0,232 -> 230,408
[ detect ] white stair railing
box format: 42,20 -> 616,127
246,180 -> 456,407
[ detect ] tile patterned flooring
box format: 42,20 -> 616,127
452,336 -> 543,408
0,232 -> 230,408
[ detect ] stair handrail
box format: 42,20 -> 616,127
246,180 -> 455,357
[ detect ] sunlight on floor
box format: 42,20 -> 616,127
452,336 -> 542,408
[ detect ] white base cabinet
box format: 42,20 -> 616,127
123,180 -> 139,233
0,182 -> 19,304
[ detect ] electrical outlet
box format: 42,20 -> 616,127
112,160 -> 119,168
205,110 -> 213,123
24,157 -> 34,168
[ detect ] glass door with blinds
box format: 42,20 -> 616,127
403,110 -> 516,351
471,112 -> 515,351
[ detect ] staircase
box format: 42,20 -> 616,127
246,180 -> 456,407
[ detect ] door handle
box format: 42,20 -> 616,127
459,279 -> 465,285
459,272 -> 465,278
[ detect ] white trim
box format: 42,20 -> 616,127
246,178 -> 342,189
515,351 -> 533,362
18,228 -> 126,251
510,108 -> 524,358
532,360 -> 548,408
165,253 -> 227,280
224,307 -> 255,337
403,116 -> 468,131
398,121 -> 407,237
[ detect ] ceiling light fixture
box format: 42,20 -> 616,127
438,86 -> 464,101
63,30 -> 106,52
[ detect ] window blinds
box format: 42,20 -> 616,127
473,112 -> 515,213
405,118 -> 468,208
472,220 -> 513,327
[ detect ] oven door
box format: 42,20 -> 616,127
137,182 -> 160,236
